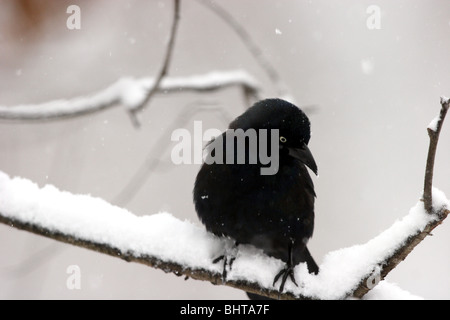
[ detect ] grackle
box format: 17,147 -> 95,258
193,98 -> 319,299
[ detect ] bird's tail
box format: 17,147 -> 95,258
301,246 -> 319,274
246,247 -> 319,300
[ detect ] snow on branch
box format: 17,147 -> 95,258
0,70 -> 260,122
0,170 -> 442,300
0,170 -> 299,300
0,98 -> 448,299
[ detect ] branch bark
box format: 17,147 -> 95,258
423,97 -> 450,213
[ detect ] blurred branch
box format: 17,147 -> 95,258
113,101 -> 234,206
0,71 -> 260,122
197,0 -> 291,101
128,0 -> 181,127
1,243 -> 62,276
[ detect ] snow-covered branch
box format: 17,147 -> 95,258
424,97 -> 450,213
0,0 -> 260,125
0,70 -> 260,122
0,169 -> 446,299
351,199 -> 449,298
0,171 -> 300,300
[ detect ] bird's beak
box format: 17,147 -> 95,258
288,144 -> 318,175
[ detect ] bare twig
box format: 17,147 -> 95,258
128,0 -> 181,127
0,71 -> 259,122
423,97 -> 450,213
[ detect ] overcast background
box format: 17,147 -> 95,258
1,0 -> 450,299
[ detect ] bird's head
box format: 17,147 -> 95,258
229,98 -> 318,175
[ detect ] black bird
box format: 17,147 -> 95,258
193,98 -> 319,299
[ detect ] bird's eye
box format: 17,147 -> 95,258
280,136 -> 287,143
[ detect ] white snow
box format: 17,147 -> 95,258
292,202 -> 433,299
0,171 -> 223,273
0,170 -> 447,299
428,114 -> 440,132
289,189 -> 448,299
116,77 -> 150,109
362,281 -> 423,300
361,58 -> 375,75
161,70 -> 259,92
429,96 -> 450,131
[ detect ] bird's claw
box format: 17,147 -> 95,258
273,264 -> 298,293
212,254 -> 236,281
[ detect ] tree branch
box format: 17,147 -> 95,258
0,180 -> 303,300
0,213 -> 303,300
423,97 -> 450,213
350,96 -> 450,299
0,71 -> 260,122
351,207 -> 449,299
0,0 -> 265,124
128,0 -> 181,127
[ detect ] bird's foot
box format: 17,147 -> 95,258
212,242 -> 238,282
273,263 -> 298,294
212,254 -> 236,281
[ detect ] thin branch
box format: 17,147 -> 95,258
350,97 -> 450,298
423,96 -> 450,213
351,207 -> 449,299
0,71 -> 259,122
128,0 -> 181,127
